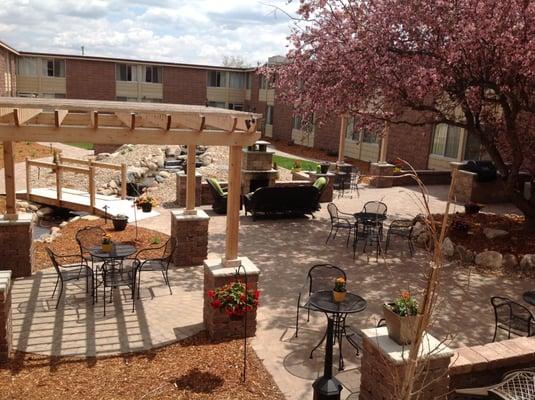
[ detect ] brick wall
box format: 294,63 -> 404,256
0,215 -> 33,278
66,59 -> 115,100
272,97 -> 293,143
0,48 -> 16,96
163,66 -> 206,105
314,117 -> 341,154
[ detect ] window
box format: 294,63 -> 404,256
208,71 -> 226,87
41,93 -> 66,99
266,106 -> 274,125
228,103 -> 243,111
345,117 -> 359,141
116,96 -> 138,102
431,123 -> 461,158
116,64 -> 137,81
346,116 -> 379,143
362,129 -> 379,144
229,72 -> 245,89
17,57 -> 39,76
142,98 -> 162,103
292,115 -> 302,130
43,59 -> 65,77
246,74 -> 252,89
207,101 -> 226,109
260,76 -> 269,90
144,66 -> 162,83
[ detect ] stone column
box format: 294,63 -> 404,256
0,270 -> 12,361
369,162 -> 395,188
171,209 -> 209,266
0,213 -> 34,278
203,257 -> 259,340
176,171 -> 202,207
359,326 -> 453,400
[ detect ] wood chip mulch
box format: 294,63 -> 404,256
32,218 -> 170,272
0,142 -> 56,168
0,331 -> 284,400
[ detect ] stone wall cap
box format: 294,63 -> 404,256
0,213 -> 34,225
371,162 -> 395,168
171,209 -> 210,221
204,257 -> 260,277
361,326 -> 453,364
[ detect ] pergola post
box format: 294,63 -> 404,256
223,145 -> 243,266
185,144 -> 196,213
337,115 -> 348,165
3,141 -> 16,216
379,122 -> 390,163
370,122 -> 395,188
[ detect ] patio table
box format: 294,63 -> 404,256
522,291 -> 535,306
309,290 -> 367,371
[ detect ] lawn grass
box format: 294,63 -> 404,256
65,142 -> 94,150
272,154 -> 319,171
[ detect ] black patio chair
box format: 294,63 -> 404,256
348,167 -> 360,198
75,226 -> 106,265
46,247 -> 94,309
491,296 -> 535,342
206,177 -> 227,214
295,263 -> 346,337
385,219 -> 416,256
133,237 -> 177,300
326,203 -> 354,246
362,201 -> 388,216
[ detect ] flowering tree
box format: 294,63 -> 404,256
269,0 -> 535,228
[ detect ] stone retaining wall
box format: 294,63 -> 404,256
0,270 -> 12,361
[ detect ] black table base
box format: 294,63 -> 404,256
313,318 -> 343,400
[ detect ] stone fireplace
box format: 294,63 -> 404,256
241,140 -> 278,194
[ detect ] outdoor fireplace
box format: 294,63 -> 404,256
241,140 -> 278,194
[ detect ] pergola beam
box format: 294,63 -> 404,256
14,108 -> 42,126
54,110 -> 68,127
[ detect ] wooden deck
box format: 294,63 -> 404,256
17,187 -> 159,221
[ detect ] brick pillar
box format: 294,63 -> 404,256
369,162 -> 395,188
0,213 -> 34,278
359,327 -> 453,400
176,171 -> 202,207
308,171 -> 335,202
0,270 -> 12,361
203,257 -> 259,340
171,209 -> 209,266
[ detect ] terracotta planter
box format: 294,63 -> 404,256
101,243 -> 113,253
141,203 -> 152,213
383,303 -> 421,345
333,290 -> 346,303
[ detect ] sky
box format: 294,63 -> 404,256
0,0 -> 298,66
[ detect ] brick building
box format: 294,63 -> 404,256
0,40 -> 481,170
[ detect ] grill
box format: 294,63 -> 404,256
460,160 -> 497,182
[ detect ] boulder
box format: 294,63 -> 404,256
158,171 -> 170,179
483,228 -> 509,240
147,162 -> 158,171
412,222 -> 427,238
59,221 -> 68,228
414,232 -> 430,248
154,156 -> 165,168
520,254 -> 535,269
199,154 -> 212,166
464,249 -> 476,264
154,175 -> 165,183
51,226 -> 61,235
475,251 -> 503,268
16,200 -> 30,209
28,204 -> 39,211
95,153 -> 110,161
441,237 -> 455,259
81,215 -> 100,221
36,207 -> 54,217
503,253 -> 518,268
108,180 -> 118,189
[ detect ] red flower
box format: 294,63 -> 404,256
240,294 -> 246,302
254,290 -> 260,300
225,307 -> 234,316
210,299 -> 221,309
207,290 -> 215,298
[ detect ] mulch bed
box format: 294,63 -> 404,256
437,212 -> 535,257
0,331 -> 284,400
32,217 -> 170,272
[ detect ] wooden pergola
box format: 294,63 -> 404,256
0,97 -> 262,265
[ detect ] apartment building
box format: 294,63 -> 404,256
0,40 -> 481,170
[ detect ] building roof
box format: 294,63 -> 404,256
0,40 -> 20,55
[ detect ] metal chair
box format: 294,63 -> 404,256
347,167 -> 360,198
133,237 -> 177,300
295,264 -> 346,337
326,203 -> 354,246
46,247 -> 94,309
385,219 -> 416,256
362,201 -> 387,216
455,370 -> 535,399
75,226 -> 106,264
491,296 -> 535,342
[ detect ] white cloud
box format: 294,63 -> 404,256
0,0 -> 297,66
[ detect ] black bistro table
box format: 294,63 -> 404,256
523,291 -> 535,306
90,243 -> 137,314
353,211 -> 387,225
309,290 -> 367,371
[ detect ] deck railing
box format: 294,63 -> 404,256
25,156 -> 127,211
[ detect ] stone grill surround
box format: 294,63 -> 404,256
241,147 -> 277,194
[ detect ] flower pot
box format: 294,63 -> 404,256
101,243 -> 113,253
112,217 -> 128,231
320,163 -> 330,174
333,290 -> 346,303
382,303 -> 421,345
141,203 -> 152,213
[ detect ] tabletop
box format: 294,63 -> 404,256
523,291 -> 535,306
89,243 -> 137,259
354,212 -> 387,221
309,290 -> 367,315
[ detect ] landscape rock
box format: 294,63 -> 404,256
475,251 -> 503,268
154,156 -> 165,168
415,232 -> 430,248
95,153 -> 110,161
441,237 -> 455,259
158,171 -> 170,179
503,253 -> 518,268
483,228 -> 509,240
59,221 -> 68,228
28,204 -> 39,211
199,154 -> 212,166
412,222 -> 427,238
154,175 -> 165,183
520,254 -> 535,269
147,162 -> 158,171
51,227 -> 61,235
81,215 -> 100,221
16,200 -> 30,209
36,207 -> 54,217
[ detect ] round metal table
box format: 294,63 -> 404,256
309,290 -> 367,371
523,291 -> 535,306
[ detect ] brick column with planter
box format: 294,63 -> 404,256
0,213 -> 34,278
0,270 -> 12,361
203,257 -> 259,341
176,171 -> 202,207
359,327 -> 453,400
171,209 -> 209,266
369,162 -> 395,188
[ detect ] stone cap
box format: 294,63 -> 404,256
176,171 -> 202,178
171,209 -> 210,221
0,270 -> 12,295
0,213 -> 34,225
361,326 -> 453,365
370,162 -> 395,168
204,256 -> 260,278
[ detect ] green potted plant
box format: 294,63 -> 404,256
383,291 -> 420,345
111,214 -> 128,231
135,195 -> 157,213
320,162 -> 330,174
207,281 -> 260,320
292,160 -> 302,173
333,276 -> 347,303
